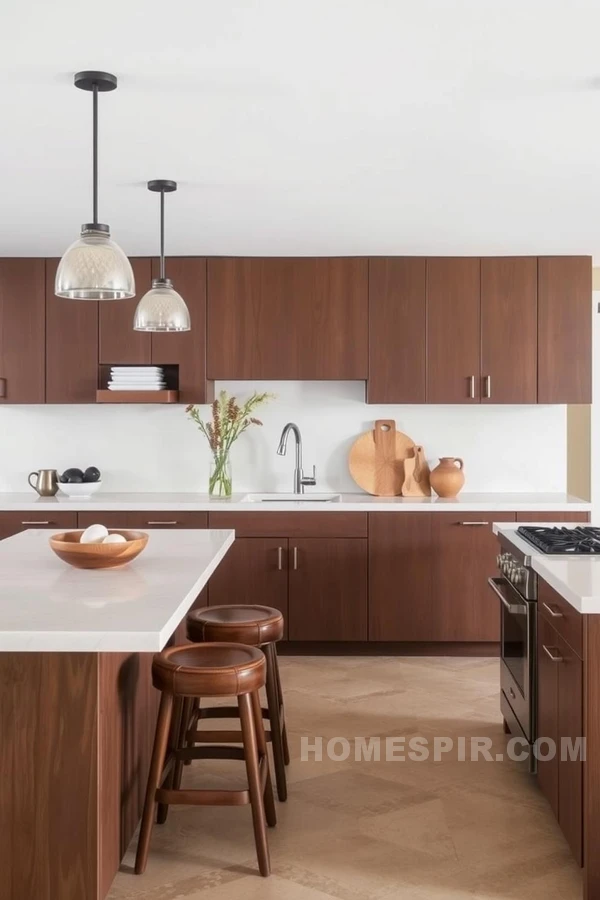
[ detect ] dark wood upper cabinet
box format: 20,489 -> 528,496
426,258 -> 481,403
480,257 -> 537,404
538,256 -> 591,404
151,257 -> 212,404
207,257 -> 368,380
99,258 -> 152,364
45,259 -> 99,403
0,259 -> 45,403
367,258 -> 426,403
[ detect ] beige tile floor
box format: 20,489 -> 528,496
108,656 -> 582,900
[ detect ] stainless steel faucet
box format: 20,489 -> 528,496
277,422 -> 317,494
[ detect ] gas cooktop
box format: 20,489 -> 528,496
517,525 -> 600,555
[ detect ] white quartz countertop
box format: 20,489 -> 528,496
494,523 -> 600,614
0,491 -> 590,513
0,528 -> 234,652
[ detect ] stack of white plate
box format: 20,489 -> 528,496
108,367 -> 166,391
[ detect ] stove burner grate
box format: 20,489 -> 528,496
517,525 -> 600,555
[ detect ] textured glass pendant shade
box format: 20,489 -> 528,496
133,279 -> 191,331
55,226 -> 136,300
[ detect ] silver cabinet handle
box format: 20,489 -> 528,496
21,520 -> 50,525
459,521 -> 489,526
292,547 -> 298,570
277,547 -> 283,571
146,520 -> 178,526
468,375 -> 475,399
542,645 -> 563,663
542,601 -> 563,619
483,375 -> 491,399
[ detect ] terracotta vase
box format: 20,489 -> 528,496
430,457 -> 465,498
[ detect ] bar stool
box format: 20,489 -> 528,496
135,643 -> 276,878
186,605 -> 290,801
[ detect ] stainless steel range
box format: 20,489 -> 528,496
489,524 -> 599,773
489,530 -> 538,771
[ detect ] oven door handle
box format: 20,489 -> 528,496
487,577 -> 527,615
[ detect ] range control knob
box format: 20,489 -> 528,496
513,568 -> 524,585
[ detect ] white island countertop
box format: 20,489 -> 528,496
0,491 -> 590,513
494,523 -> 600,614
0,528 -> 234,652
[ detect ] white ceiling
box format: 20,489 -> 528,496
2,0 -> 600,258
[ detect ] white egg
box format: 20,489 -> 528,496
80,523 -> 109,544
103,533 -> 127,544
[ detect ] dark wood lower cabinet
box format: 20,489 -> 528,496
537,606 -> 583,866
369,512 -> 514,642
208,537 -> 289,635
288,538 -> 367,641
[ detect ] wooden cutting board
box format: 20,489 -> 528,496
402,445 -> 431,497
348,420 -> 415,496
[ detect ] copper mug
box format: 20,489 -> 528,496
28,469 -> 59,497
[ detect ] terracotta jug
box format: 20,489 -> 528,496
430,457 -> 465,498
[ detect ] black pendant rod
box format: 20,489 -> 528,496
159,189 -> 165,280
147,180 -> 177,282
92,84 -> 98,225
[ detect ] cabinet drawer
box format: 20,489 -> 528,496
78,511 -> 208,530
208,512 -> 367,538
127,512 -> 208,529
0,510 -> 78,540
539,580 -> 583,659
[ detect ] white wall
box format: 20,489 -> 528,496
0,382 -> 567,494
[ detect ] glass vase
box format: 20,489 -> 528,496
209,454 -> 232,498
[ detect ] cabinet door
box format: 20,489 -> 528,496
429,513 -> 516,641
45,259 -> 99,403
368,512 -> 432,640
537,612 -> 559,819
538,257 -> 591,404
207,258 -> 368,380
557,632 -> 583,865
288,538 -> 367,640
426,258 -> 480,403
480,257 -> 537,404
367,258 -> 426,403
99,258 -> 152,364
208,538 -> 289,636
0,259 -> 45,403
151,258 -> 211,403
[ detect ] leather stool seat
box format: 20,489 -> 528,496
187,604 -> 284,646
152,643 -> 265,697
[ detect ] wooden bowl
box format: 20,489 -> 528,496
49,530 -> 149,569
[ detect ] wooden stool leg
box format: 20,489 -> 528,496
265,643 -> 287,801
273,644 -> 290,766
157,696 -> 183,824
173,697 -> 194,790
238,692 -> 270,877
135,692 -> 174,874
184,697 -> 200,765
251,690 -> 277,828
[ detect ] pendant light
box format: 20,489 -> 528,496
55,71 -> 135,300
133,180 -> 191,332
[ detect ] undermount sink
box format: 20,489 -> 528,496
242,493 -> 342,503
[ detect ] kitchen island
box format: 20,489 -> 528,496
494,524 -> 600,900
0,527 -> 234,900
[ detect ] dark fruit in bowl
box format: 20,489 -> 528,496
62,467 -> 84,483
83,466 -> 101,483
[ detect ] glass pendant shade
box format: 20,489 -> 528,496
55,226 -> 136,300
133,279 -> 191,332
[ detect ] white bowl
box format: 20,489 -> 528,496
58,481 -> 102,500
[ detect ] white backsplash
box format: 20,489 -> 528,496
0,381 -> 566,494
